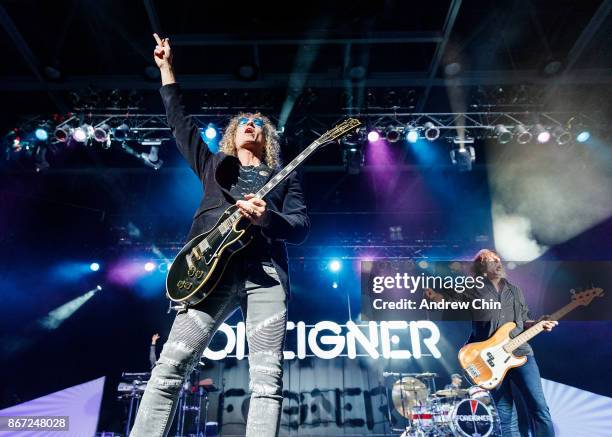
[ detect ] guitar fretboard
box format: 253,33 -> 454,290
504,301 -> 579,353
256,141 -> 320,199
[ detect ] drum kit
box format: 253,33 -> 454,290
117,368 -> 219,437
386,371 -> 500,437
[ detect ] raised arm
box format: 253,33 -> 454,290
153,33 -> 211,179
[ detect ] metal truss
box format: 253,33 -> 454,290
46,110 -> 594,143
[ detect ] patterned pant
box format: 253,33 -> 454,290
130,261 -> 287,437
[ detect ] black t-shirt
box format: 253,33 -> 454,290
230,163 -> 274,264
230,164 -> 272,199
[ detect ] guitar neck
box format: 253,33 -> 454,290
504,300 -> 579,353
256,140 -> 321,199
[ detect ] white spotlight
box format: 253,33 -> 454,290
534,124 -> 550,143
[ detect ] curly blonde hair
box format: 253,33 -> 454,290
218,112 -> 281,168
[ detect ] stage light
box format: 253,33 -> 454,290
348,65 -> 366,82
38,286 -> 101,330
552,126 -> 571,145
34,145 -> 49,172
73,124 -> 93,143
367,130 -> 380,142
93,124 -> 111,143
385,126 -> 401,143
35,128 -> 49,141
343,146 -> 364,175
494,124 -> 512,144
54,126 -> 72,142
205,124 -> 217,140
329,259 -> 342,272
332,281 -> 339,289
576,131 -> 590,143
236,63 -> 259,81
515,124 -> 532,144
450,145 -> 475,172
144,262 -> 156,272
534,124 -> 550,143
423,122 -> 440,141
140,141 -> 164,170
406,129 -> 419,143
90,262 -> 100,272
444,62 -> 462,76
418,260 -> 429,269
114,123 -> 130,140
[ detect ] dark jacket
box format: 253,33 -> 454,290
160,83 -> 310,297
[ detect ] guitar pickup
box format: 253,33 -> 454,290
186,254 -> 195,270
191,247 -> 202,260
466,364 -> 480,378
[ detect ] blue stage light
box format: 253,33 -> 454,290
576,131 -> 590,143
329,259 -> 342,272
406,129 -> 418,143
332,281 -> 338,289
144,261 -> 156,272
90,262 -> 100,272
205,125 -> 217,140
35,128 -> 49,141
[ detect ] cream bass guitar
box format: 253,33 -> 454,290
458,287 -> 603,389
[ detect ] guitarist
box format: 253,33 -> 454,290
130,34 -> 310,437
469,249 -> 557,437
427,249 -> 557,436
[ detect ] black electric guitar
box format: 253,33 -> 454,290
166,118 -> 361,305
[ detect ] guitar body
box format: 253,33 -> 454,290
458,322 -> 527,390
166,205 -> 252,306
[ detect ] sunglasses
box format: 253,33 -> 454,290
237,117 -> 264,128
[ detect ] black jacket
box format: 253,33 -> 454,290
160,83 -> 310,297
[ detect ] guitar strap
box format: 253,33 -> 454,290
511,284 -> 522,329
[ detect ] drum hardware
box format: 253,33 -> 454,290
117,373 -> 151,437
385,371 -> 502,436
117,369 -> 217,437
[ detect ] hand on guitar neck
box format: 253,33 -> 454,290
525,317 -> 558,332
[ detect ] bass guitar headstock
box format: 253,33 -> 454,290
571,287 -> 604,306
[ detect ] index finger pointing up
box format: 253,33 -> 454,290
153,33 -> 163,45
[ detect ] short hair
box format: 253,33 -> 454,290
451,373 -> 462,380
218,112 -> 281,168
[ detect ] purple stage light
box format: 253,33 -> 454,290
367,130 -> 380,142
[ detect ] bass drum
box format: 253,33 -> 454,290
450,398 -> 495,437
468,385 -> 493,405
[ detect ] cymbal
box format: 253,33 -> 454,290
435,388 -> 468,397
391,377 -> 429,418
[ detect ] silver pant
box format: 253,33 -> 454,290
130,262 -> 287,437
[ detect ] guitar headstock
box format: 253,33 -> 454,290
316,118 -> 362,146
571,287 -> 604,306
